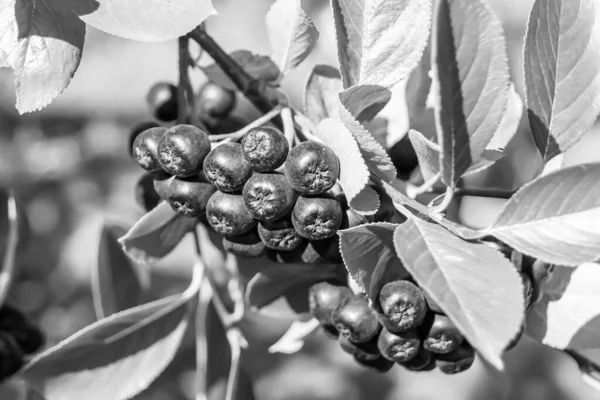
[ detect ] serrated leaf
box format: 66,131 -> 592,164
0,190 -> 18,309
394,218 -> 524,370
431,0 -> 512,186
265,0 -> 319,75
408,129 -> 441,181
92,221 -> 150,320
202,50 -> 281,91
22,267 -> 202,400
303,65 -> 343,124
526,263 -> 600,350
331,0 -> 432,89
339,85 -> 391,123
0,0 -> 85,113
119,202 -> 196,264
79,0 -> 216,42
524,0 -> 600,161
484,163 -> 600,266
339,223 -> 408,304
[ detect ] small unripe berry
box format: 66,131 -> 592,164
308,282 -> 352,326
222,229 -> 266,258
377,327 -> 421,363
292,195 -> 343,240
332,294 -> 381,343
399,349 -> 435,372
284,140 -> 340,194
435,343 -> 476,374
422,314 -> 464,354
339,335 -> 380,361
166,176 -> 216,218
158,124 -> 211,177
258,217 -> 303,251
129,121 -> 160,158
241,126 -> 289,172
132,127 -> 168,173
206,192 -> 256,236
146,82 -> 178,122
197,82 -> 237,119
203,142 -> 252,192
135,173 -> 162,212
243,173 -> 297,221
378,280 -> 427,333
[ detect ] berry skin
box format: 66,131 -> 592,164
284,141 -> 340,194
308,282 -> 352,326
0,331 -> 24,381
378,280 -> 427,334
129,121 -> 160,158
153,171 -> 172,200
332,294 -> 381,344
398,348 -> 434,372
258,217 -> 303,251
377,327 -> 421,363
166,176 -> 216,218
197,82 -> 237,119
132,127 -> 168,173
135,173 -> 162,212
243,173 -> 297,222
147,82 -> 178,122
423,291 -> 444,314
203,143 -> 252,193
435,343 -> 476,374
353,356 -> 394,373
292,195 -> 343,241
206,192 -> 256,236
241,126 -> 289,172
422,314 -> 464,354
339,335 -> 380,361
158,125 -> 211,177
222,229 -> 266,258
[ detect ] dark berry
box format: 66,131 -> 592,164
377,327 -> 420,363
308,282 -> 352,325
222,229 -> 266,258
243,173 -> 297,221
241,126 -> 289,172
197,82 -> 237,119
132,127 -> 168,172
0,331 -> 24,381
135,173 -> 161,212
378,280 -> 427,333
206,192 -> 256,236
423,291 -> 444,314
203,143 -> 252,192
353,356 -> 394,373
158,124 -> 211,177
422,314 -> 463,354
398,349 -> 434,372
258,217 -> 303,251
292,195 -> 343,240
332,294 -> 381,343
129,121 -> 160,158
284,141 -> 340,194
9,322 -> 44,354
146,82 -> 178,122
339,335 -> 380,361
435,343 -> 476,374
301,236 -> 342,264
166,176 -> 216,218
153,171 -> 173,200
207,116 -> 248,135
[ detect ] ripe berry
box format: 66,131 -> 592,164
158,125 -> 211,177
332,293 -> 381,343
153,171 -> 172,200
377,327 -> 421,363
399,349 -> 435,372
206,192 -> 256,236
203,143 -> 252,192
422,314 -> 464,354
197,82 -> 237,119
423,291 -> 444,314
378,280 -> 427,333
147,82 -> 178,122
166,176 -> 216,218
258,217 -> 303,251
243,173 -> 297,221
301,236 -> 342,264
292,195 -> 343,241
308,282 -> 352,326
339,335 -> 380,361
129,121 -> 160,158
353,356 -> 394,373
241,126 -> 289,172
284,141 -> 340,194
435,343 -> 476,374
222,229 -> 266,258
0,331 -> 24,381
132,127 -> 168,173
135,173 -> 162,212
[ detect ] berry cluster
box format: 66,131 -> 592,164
0,304 -> 45,382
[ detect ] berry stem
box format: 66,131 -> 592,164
209,105 -> 283,142
281,107 -> 295,147
0,192 -> 18,308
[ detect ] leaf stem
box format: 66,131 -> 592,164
281,107 -> 295,147
0,191 -> 18,308
209,105 -> 283,142
407,173 -> 441,199
430,187 -> 455,214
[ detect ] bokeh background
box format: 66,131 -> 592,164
0,0 -> 600,399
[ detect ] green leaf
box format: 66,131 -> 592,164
331,0 -> 432,89
303,65 -> 343,124
22,267 -> 202,400
119,202 -> 196,264
92,221 -> 150,319
79,0 -> 216,42
202,50 -> 281,91
527,263 -> 600,350
339,85 -> 391,123
484,163 -> 600,266
408,129 -> 440,181
265,0 -> 319,75
394,218 -> 524,370
431,0 -> 512,186
523,0 -> 600,162
0,0 -> 85,113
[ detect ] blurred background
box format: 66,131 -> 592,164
0,0 -> 599,399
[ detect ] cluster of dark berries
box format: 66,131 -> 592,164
0,304 -> 45,382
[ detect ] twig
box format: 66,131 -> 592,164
0,192 -> 18,308
430,187 -> 455,214
281,107 -> 295,147
225,328 -> 244,400
407,172 -> 441,199
209,105 -> 283,142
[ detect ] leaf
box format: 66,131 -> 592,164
0,0 -> 85,113
22,266 -> 202,400
484,163 -> 600,266
202,50 -> 281,91
523,0 -> 600,162
79,0 -> 216,42
339,85 -> 391,122
339,223 -> 408,304
394,218 -> 524,370
119,202 -> 196,264
526,263 -> 600,350
408,129 -> 441,181
268,318 -> 320,354
92,221 -> 150,320
430,0 -> 512,186
0,190 -> 18,309
265,0 -> 319,75
406,39 -> 433,122
303,65 -> 344,124
331,0 -> 433,89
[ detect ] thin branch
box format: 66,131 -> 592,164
0,192 -> 18,308
406,173 -> 441,199
209,105 -> 283,142
281,107 -> 294,147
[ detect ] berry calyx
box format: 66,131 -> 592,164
377,327 -> 421,363
241,126 -> 289,172
258,217 -> 303,251
292,195 -> 343,241
158,124 -> 211,177
339,335 -> 380,361
422,314 -> 464,354
242,173 -> 297,222
129,121 -> 160,158
132,127 -> 168,173
308,282 -> 352,326
222,229 -> 266,258
332,293 -> 381,344
146,82 -> 178,122
284,141 -> 340,194
197,82 -> 237,119
203,142 -> 252,193
435,343 -> 476,374
378,280 -> 427,333
166,176 -> 216,218
135,173 -> 162,212
206,191 -> 256,236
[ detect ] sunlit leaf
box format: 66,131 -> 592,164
408,129 -> 440,181
303,65 -> 343,124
